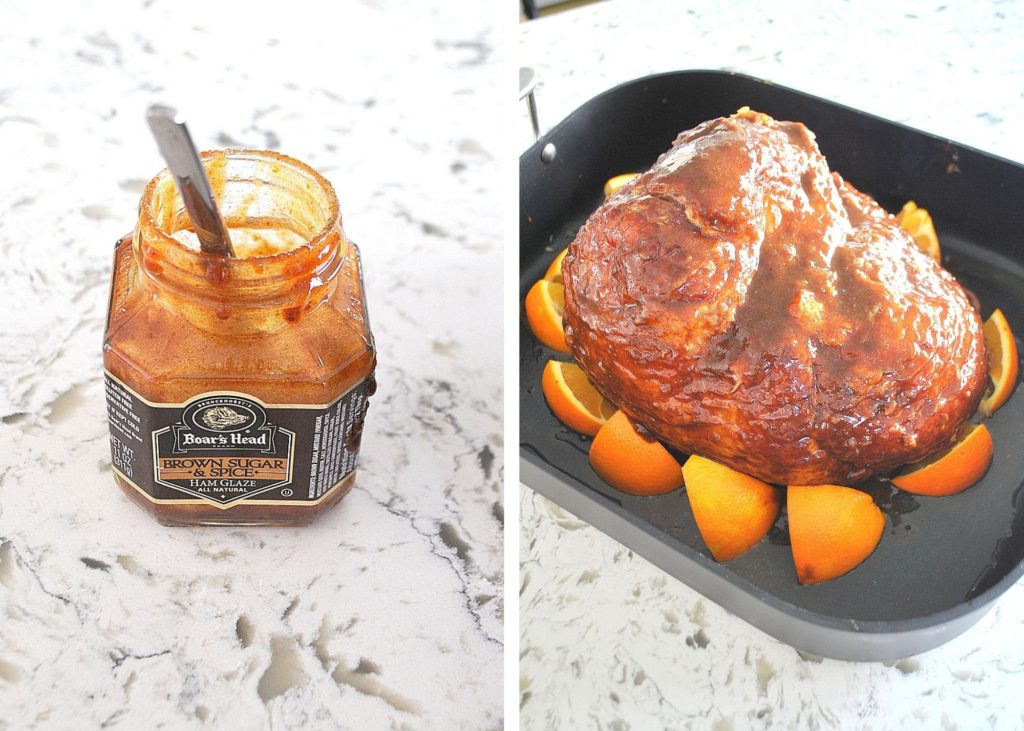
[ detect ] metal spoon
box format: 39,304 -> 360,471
145,104 -> 235,258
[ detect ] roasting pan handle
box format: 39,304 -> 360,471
519,66 -> 540,142
519,67 -> 557,162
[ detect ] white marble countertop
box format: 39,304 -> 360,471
0,1 -> 502,728
520,1 -> 1024,728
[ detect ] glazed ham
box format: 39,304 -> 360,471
562,110 -> 988,485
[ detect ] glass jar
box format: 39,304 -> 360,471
103,149 -> 376,526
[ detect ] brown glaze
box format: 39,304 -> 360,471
563,110 -> 987,485
104,150 -> 375,525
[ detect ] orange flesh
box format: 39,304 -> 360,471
525,279 -> 569,353
542,360 -> 615,436
891,423 -> 993,496
545,248 -> 568,283
979,309 -> 1018,416
787,484 -> 884,585
589,411 -> 684,496
682,455 -> 781,561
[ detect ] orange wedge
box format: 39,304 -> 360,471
979,308 -> 1019,416
788,484 -> 884,585
890,423 -> 993,496
682,455 -> 781,561
525,279 -> 569,353
604,173 -> 638,198
589,411 -> 684,496
544,248 -> 568,283
542,361 -> 615,436
895,201 -> 941,262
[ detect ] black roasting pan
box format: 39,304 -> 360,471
519,71 -> 1024,661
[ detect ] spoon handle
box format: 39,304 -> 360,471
145,104 -> 235,258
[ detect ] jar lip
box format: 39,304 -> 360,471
137,148 -> 341,263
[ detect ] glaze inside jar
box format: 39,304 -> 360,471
135,149 -> 347,333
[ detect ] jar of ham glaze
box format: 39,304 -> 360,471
103,149 -> 376,526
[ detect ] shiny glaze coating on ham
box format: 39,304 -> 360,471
562,110 -> 988,485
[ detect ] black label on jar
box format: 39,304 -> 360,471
104,372 -> 369,507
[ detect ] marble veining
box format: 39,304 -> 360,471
520,1 -> 1024,728
0,0 -> 502,728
